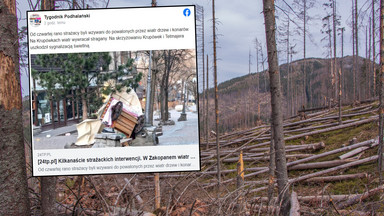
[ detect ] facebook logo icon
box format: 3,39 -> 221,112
183,8 -> 191,17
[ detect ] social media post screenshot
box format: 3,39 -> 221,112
28,6 -> 200,176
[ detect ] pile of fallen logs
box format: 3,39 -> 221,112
140,101 -> 383,214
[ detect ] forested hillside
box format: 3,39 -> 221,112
202,56 -> 379,133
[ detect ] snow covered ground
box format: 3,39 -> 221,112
154,105 -> 199,146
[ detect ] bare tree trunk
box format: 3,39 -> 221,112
212,0 -> 221,214
355,0 -> 360,101
41,0 -> 55,10
373,0 -> 376,96
303,0 -> 307,109
201,5 -> 205,138
76,94 -> 79,119
290,191 -> 300,216
206,55 -> 209,150
353,0 -> 356,103
267,123 -> 275,206
164,84 -> 169,121
332,0 -> 339,123
148,51 -> 158,126
378,0 -> 384,185
149,68 -> 156,124
154,173 -> 160,210
290,47 -> 294,116
326,16 -> 333,105
0,0 -> 30,214
40,1 -> 58,215
286,17 -> 290,117
368,23 -> 371,98
248,49 -> 252,128
262,0 -> 290,214
41,177 -> 57,215
81,88 -> 88,120
340,27 -> 345,125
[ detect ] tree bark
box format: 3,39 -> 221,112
149,54 -> 156,125
338,144 -> 375,160
352,0 -> 356,103
303,0 -> 307,109
212,0 -> 221,198
206,55 -> 209,150
41,177 -> 57,215
333,0 -> 337,103
262,0 -> 290,214
373,0 -> 376,97
379,0 -> 384,184
154,173 -> 160,210
289,191 -> 300,216
0,0 -> 30,214
302,173 -> 368,183
267,124 -> 275,206
355,0 -> 359,100
288,159 -> 356,170
81,88 -> 88,120
40,1 -> 58,215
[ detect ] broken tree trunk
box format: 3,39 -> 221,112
205,139 -> 376,188
244,139 -> 375,179
289,191 -> 300,216
246,173 -> 368,186
338,141 -> 378,160
336,185 -> 384,209
288,159 -> 356,170
124,178 -> 144,209
205,154 -> 313,164
250,142 -> 325,152
290,155 -> 378,184
302,173 -> 368,183
248,155 -> 378,193
244,117 -> 378,150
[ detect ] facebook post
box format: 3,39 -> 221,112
28,6 -> 200,176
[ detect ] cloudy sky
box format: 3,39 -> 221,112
18,0 -> 375,95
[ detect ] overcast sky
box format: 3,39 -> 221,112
18,0 -> 375,96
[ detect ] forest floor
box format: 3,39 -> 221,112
25,100 -> 384,215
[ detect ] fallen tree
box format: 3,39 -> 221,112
248,155 -> 378,193
336,185 -> 384,209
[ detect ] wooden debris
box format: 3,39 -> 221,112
289,191 -> 300,216
124,178 -> 144,208
339,141 -> 378,159
288,159 -> 356,170
302,173 -> 368,183
290,155 -> 378,184
336,185 -> 384,209
247,156 -> 378,193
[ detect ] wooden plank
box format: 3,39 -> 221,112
120,111 -> 138,123
118,117 -> 136,129
115,120 -> 134,132
113,121 -> 133,137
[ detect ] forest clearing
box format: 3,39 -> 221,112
21,100 -> 383,215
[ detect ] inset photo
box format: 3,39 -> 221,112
31,49 -> 198,150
